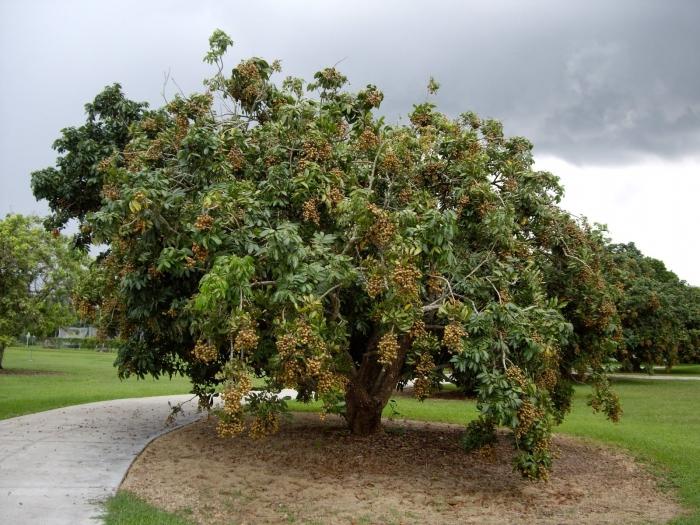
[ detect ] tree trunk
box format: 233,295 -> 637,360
344,333 -> 410,436
345,383 -> 384,435
0,344 -> 5,370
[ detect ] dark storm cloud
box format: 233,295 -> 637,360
386,0 -> 700,164
2,0 -> 700,214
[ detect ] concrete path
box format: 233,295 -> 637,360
0,395 -> 204,525
609,373 -> 700,381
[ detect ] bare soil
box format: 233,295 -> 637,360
121,413 -> 683,525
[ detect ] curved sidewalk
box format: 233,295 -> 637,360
608,373 -> 700,381
0,395 -> 203,525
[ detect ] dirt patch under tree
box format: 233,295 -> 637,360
121,413 -> 683,525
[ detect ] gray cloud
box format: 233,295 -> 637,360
2,0 -> 700,216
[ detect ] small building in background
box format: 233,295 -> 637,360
43,326 -> 104,349
57,326 -> 98,339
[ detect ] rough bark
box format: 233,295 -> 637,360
0,344 -> 5,370
344,333 -> 410,435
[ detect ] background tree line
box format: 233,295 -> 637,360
0,214 -> 89,367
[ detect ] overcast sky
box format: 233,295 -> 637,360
1,0 -> 698,283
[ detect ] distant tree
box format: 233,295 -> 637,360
607,243 -> 699,371
0,214 -> 87,367
32,30 -> 622,479
677,286 -> 700,364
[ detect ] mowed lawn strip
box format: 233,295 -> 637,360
0,346 -> 192,419
666,364 -> 700,375
103,491 -> 194,525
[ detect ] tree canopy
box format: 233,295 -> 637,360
607,243 -> 700,371
31,83 -> 148,248
0,214 -> 87,367
32,30 -> 626,480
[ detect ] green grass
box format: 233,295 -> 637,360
667,364 -> 700,375
102,491 -> 193,525
0,346 -> 192,419
291,391 -> 481,424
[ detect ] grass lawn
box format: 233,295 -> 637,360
667,364 -> 700,375
0,345 -> 192,420
103,491 -> 194,525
